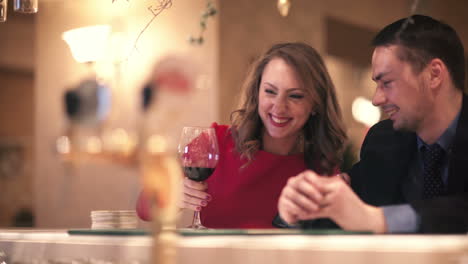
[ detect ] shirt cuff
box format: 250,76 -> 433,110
382,204 -> 420,233
272,214 -> 299,228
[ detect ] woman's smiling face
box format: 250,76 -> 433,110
258,58 -> 313,144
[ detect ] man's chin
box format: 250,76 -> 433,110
391,119 -> 413,132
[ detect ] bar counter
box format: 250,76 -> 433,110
0,229 -> 467,264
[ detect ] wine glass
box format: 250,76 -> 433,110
178,126 -> 219,229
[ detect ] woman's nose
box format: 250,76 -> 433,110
272,96 -> 288,112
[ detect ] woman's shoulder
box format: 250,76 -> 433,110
210,122 -> 231,139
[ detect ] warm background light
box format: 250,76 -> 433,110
62,25 -> 112,63
352,96 -> 381,127
277,0 -> 291,17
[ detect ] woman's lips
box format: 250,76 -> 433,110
270,114 -> 291,127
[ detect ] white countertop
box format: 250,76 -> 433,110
0,229 -> 467,264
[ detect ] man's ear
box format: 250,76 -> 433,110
427,58 -> 445,90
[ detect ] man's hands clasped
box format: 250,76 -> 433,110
278,170 -> 387,233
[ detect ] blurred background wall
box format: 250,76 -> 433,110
0,0 -> 466,228
0,2 -> 35,227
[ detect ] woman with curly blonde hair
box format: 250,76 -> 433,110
137,42 -> 347,228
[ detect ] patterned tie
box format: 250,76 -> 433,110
421,143 -> 446,199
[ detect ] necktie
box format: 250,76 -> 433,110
421,143 -> 446,199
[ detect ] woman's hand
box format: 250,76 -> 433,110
180,177 -> 212,211
300,173 -> 387,233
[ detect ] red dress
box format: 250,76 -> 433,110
201,123 -> 307,228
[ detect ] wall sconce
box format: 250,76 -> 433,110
62,25 -> 111,64
58,25 -> 114,159
277,0 -> 291,17
59,24 -> 142,164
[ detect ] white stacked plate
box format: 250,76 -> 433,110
90,210 -> 138,229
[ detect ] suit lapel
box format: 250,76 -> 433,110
447,94 -> 468,193
358,120 -> 416,205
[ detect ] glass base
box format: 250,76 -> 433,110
189,210 -> 207,229
187,224 -> 208,230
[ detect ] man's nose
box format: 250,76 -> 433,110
372,87 -> 386,106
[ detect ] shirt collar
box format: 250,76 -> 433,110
417,111 -> 460,152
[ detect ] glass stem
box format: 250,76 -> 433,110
192,210 -> 203,228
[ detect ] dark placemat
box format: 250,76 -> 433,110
177,228 -> 372,236
68,228 -> 371,236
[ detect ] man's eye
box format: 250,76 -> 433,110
383,80 -> 393,88
290,94 -> 304,99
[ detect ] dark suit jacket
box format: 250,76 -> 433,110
349,94 -> 468,233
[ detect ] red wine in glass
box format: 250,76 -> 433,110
178,127 -> 219,229
183,167 -> 215,182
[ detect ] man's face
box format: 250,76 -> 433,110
371,45 -> 432,132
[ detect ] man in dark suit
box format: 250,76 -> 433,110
277,15 -> 468,233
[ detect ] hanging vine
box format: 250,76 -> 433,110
188,1 -> 217,45
123,0 -> 173,60
112,0 -> 217,52
396,0 -> 422,37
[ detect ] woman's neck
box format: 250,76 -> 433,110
261,130 -> 302,155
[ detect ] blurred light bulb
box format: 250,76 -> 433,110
0,0 -> 7,23
352,96 -> 381,127
56,136 -> 71,154
147,135 -> 167,154
103,128 -> 137,155
277,0 -> 291,17
86,136 -> 102,154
